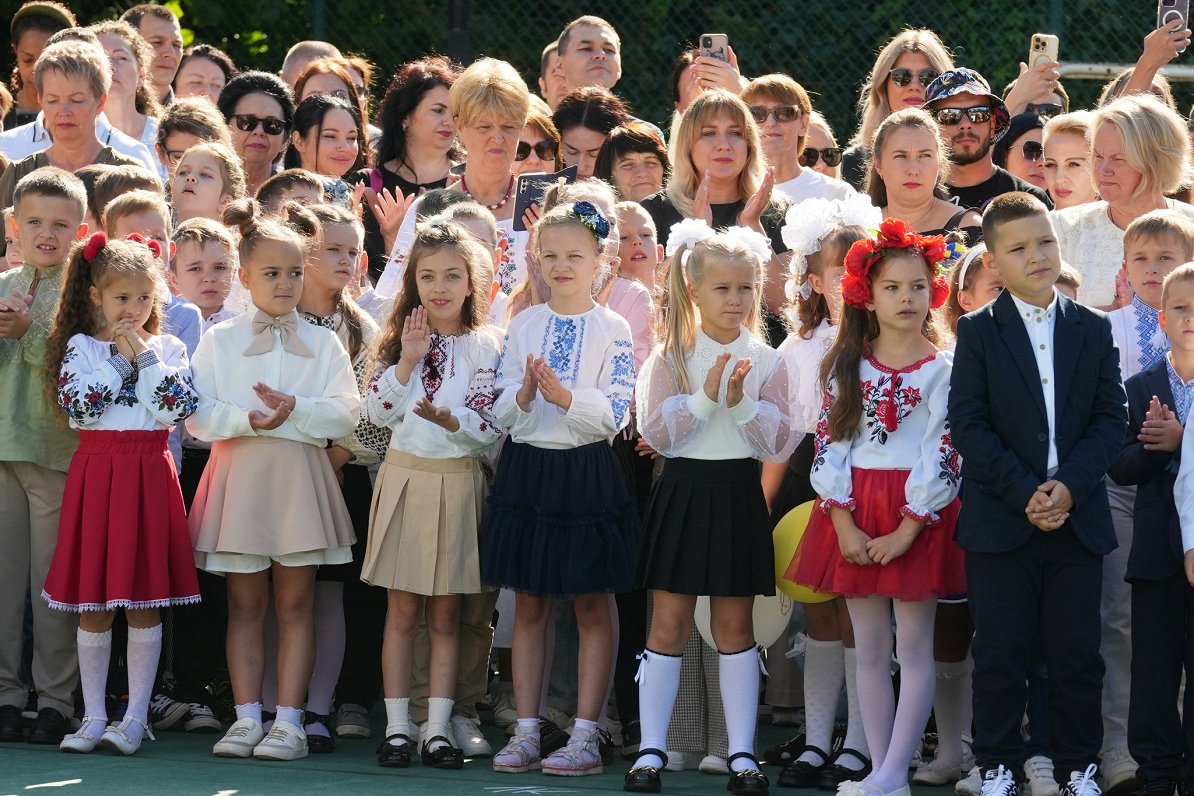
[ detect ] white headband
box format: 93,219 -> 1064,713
955,243 -> 987,294
781,195 -> 881,301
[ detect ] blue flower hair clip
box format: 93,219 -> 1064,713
569,200 -> 612,242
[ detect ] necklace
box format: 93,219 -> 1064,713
461,174 -> 515,210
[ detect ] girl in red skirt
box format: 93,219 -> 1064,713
43,233 -> 201,755
784,219 -> 963,796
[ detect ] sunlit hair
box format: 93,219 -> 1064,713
1123,209 -> 1194,262
791,226 -> 867,339
102,189 -> 172,241
294,56 -> 370,128
1091,94 -> 1193,200
662,233 -> 765,394
449,57 -> 530,130
373,221 -> 489,369
1162,261 -> 1194,306
175,141 -> 248,202
10,1 -> 76,96
156,95 -> 234,150
46,236 -> 166,401
33,40 -> 111,99
666,90 -> 765,219
523,104 -> 565,172
13,166 -> 86,217
376,56 -> 461,171
557,15 -> 620,54
1042,110 -> 1092,146
89,20 -> 162,119
221,196 -> 308,265
981,191 -> 1052,252
865,107 -> 951,207
944,243 -> 987,332
741,73 -> 814,154
593,122 -> 669,196
441,201 -> 499,248
1098,67 -> 1175,110
851,29 -> 954,151
822,249 -> 947,441
170,216 -> 237,273
254,168 -> 324,213
282,93 -> 366,174
93,167 -> 160,223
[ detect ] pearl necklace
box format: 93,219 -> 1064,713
461,174 -> 515,210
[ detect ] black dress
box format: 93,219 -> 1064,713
348,166 -> 448,285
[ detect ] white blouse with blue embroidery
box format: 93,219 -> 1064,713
636,327 -> 802,463
1108,295 -> 1168,383
494,303 -> 636,449
58,333 -> 199,430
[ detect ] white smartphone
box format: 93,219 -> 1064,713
1029,33 -> 1060,68
699,33 -> 729,62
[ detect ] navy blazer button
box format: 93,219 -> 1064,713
1037,433 -> 1047,442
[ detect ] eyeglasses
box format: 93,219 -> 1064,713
163,148 -> 188,165
1024,102 -> 1063,119
801,147 -> 843,168
515,139 -> 558,161
1019,141 -> 1043,162
231,114 -> 286,136
748,105 -> 799,124
889,67 -> 940,88
930,106 -> 992,126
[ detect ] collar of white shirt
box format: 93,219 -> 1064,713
1008,289 -> 1058,324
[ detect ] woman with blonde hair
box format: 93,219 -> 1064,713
841,29 -> 954,189
1042,111 -> 1098,210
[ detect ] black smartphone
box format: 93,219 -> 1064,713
512,165 -> 579,232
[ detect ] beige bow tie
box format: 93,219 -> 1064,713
243,310 -> 314,358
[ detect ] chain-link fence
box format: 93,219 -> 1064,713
5,1 -> 1193,144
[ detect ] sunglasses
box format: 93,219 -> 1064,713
1018,140 -> 1043,162
801,147 -> 843,168
231,114 -> 286,136
889,67 -> 940,88
931,106 -> 993,126
515,139 -> 558,161
748,105 -> 799,124
1025,102 -> 1063,119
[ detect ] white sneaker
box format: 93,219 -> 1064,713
252,719 -> 308,760
699,754 -> 729,774
1100,747 -> 1139,795
450,714 -> 492,757
334,703 -> 371,739
213,717 -> 264,757
980,765 -> 1020,796
915,756 -> 967,785
1026,755 -> 1061,796
492,689 -> 517,734
958,766 -> 983,796
665,750 -> 700,771
1062,765 -> 1103,796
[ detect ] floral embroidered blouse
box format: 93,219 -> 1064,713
58,333 -> 199,430
364,325 -> 504,459
636,327 -> 802,463
812,350 -> 959,522
494,303 -> 636,449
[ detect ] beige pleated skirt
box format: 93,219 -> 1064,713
189,436 -> 356,571
361,449 -> 486,595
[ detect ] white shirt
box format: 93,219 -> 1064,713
201,306 -> 241,334
363,326 -> 503,459
773,169 -> 857,203
1174,401 -> 1194,551
1010,291 -> 1059,471
494,303 -> 635,449
0,112 -> 160,179
186,311 -> 360,447
355,287 -> 392,325
813,350 -> 959,521
57,333 -> 198,430
636,327 -> 801,463
1107,295 -> 1168,382
777,319 -> 836,433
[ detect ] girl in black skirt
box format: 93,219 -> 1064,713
625,221 -> 803,795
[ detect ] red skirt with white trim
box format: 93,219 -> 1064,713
43,429 -> 200,612
784,467 -> 965,601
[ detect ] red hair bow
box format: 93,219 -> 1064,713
124,232 -> 164,261
841,218 -> 951,310
82,232 -> 107,263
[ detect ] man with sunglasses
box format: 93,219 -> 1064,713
741,74 -> 855,203
923,68 -> 1052,213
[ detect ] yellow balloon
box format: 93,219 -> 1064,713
774,500 -> 835,604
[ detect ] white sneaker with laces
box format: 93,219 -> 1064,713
450,714 -> 492,757
1026,755 -> 1061,796
252,719 -> 308,760
1101,747 -> 1139,795
1061,765 -> 1103,796
958,766 -> 983,796
334,703 -> 371,739
212,717 -> 264,758
980,765 -> 1021,796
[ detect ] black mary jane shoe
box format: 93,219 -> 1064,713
727,753 -> 771,796
377,733 -> 413,768
304,712 -> 336,754
421,736 -> 465,770
624,748 -> 669,793
817,748 -> 871,791
778,745 -> 832,788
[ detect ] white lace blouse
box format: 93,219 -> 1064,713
777,320 -> 836,434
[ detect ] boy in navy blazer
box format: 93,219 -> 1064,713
949,193 -> 1128,796
1127,264 -> 1194,796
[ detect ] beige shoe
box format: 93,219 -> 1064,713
252,719 -> 308,761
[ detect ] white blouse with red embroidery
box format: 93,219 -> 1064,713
812,349 -> 960,522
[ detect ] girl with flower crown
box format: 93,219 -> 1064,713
624,220 -> 802,796
783,219 -> 964,796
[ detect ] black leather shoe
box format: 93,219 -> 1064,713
778,745 -> 832,788
763,728 -> 808,765
625,748 -> 669,793
727,754 -> 770,796
377,733 -> 413,768
304,713 -> 335,753
27,708 -> 68,745
818,747 -> 871,790
421,736 -> 464,769
0,705 -> 23,742
1144,777 -> 1177,796
599,728 -> 616,765
539,717 -> 568,756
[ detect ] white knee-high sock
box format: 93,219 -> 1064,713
124,624 -> 163,744
636,649 -> 681,769
719,646 -> 761,773
932,657 -> 973,767
842,646 -> 870,768
77,628 -> 111,735
797,639 -> 845,766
